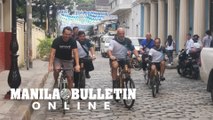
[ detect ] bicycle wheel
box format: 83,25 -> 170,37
79,69 -> 86,88
156,75 -> 160,93
145,72 -> 152,89
132,58 -> 142,71
123,77 -> 135,109
211,89 -> 213,102
151,76 -> 157,98
62,99 -> 66,114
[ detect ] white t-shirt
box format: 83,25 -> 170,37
194,40 -> 202,49
185,39 -> 194,54
76,41 -> 88,58
149,47 -> 165,63
108,40 -> 128,59
166,41 -> 175,50
203,35 -> 213,48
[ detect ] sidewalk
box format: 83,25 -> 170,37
0,59 -> 51,120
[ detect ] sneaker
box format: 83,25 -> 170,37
85,72 -> 91,79
171,62 -> 174,65
167,64 -> 171,66
160,76 -> 165,81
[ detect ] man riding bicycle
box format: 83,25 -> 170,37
140,33 -> 155,79
108,28 -> 141,88
148,38 -> 166,81
74,31 -> 96,88
48,26 -> 80,90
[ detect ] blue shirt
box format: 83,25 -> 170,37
139,39 -> 154,53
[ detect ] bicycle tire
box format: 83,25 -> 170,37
132,58 -> 142,71
79,69 -> 86,88
147,78 -> 152,89
151,76 -> 157,98
156,75 -> 160,93
123,77 -> 135,109
62,99 -> 66,114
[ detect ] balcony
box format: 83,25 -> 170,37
109,0 -> 132,15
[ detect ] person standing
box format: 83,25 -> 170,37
203,30 -> 212,48
165,35 -> 175,66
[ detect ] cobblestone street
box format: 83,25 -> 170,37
32,52 -> 213,120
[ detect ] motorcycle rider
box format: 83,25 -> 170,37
185,33 -> 195,54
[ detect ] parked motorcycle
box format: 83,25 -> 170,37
177,49 -> 200,79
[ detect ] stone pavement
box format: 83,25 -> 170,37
0,60 -> 50,120
31,53 -> 213,120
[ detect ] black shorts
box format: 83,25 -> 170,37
151,62 -> 161,71
109,59 -> 131,69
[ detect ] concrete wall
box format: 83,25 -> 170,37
16,19 -> 45,66
3,0 -> 11,32
130,4 -> 141,37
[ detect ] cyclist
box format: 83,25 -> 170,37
148,38 -> 166,81
108,27 -> 141,89
48,26 -> 80,90
73,26 -> 79,40
139,33 -> 154,81
74,31 -> 96,88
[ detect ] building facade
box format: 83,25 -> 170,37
0,0 -> 12,72
95,0 -> 110,11
109,0 -> 213,51
0,0 -> 46,72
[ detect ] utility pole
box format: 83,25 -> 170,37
26,0 -> 33,69
46,0 -> 50,37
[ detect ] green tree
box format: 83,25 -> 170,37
17,0 -> 26,19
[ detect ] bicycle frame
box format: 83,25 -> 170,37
114,57 -> 136,109
58,67 -> 71,114
117,63 -> 130,88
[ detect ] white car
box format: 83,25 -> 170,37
200,48 -> 213,101
100,35 -> 114,57
129,37 -> 145,52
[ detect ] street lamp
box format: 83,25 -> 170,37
4,0 -> 21,99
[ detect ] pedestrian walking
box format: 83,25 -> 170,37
165,35 -> 175,66
203,30 -> 212,48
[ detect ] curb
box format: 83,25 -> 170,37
7,72 -> 49,120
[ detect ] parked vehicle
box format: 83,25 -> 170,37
177,49 -> 200,79
129,37 -> 144,71
200,48 -> 213,102
100,35 -> 114,57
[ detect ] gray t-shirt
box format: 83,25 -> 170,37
149,47 -> 166,63
76,41 -> 88,58
203,35 -> 212,48
108,40 -> 129,59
